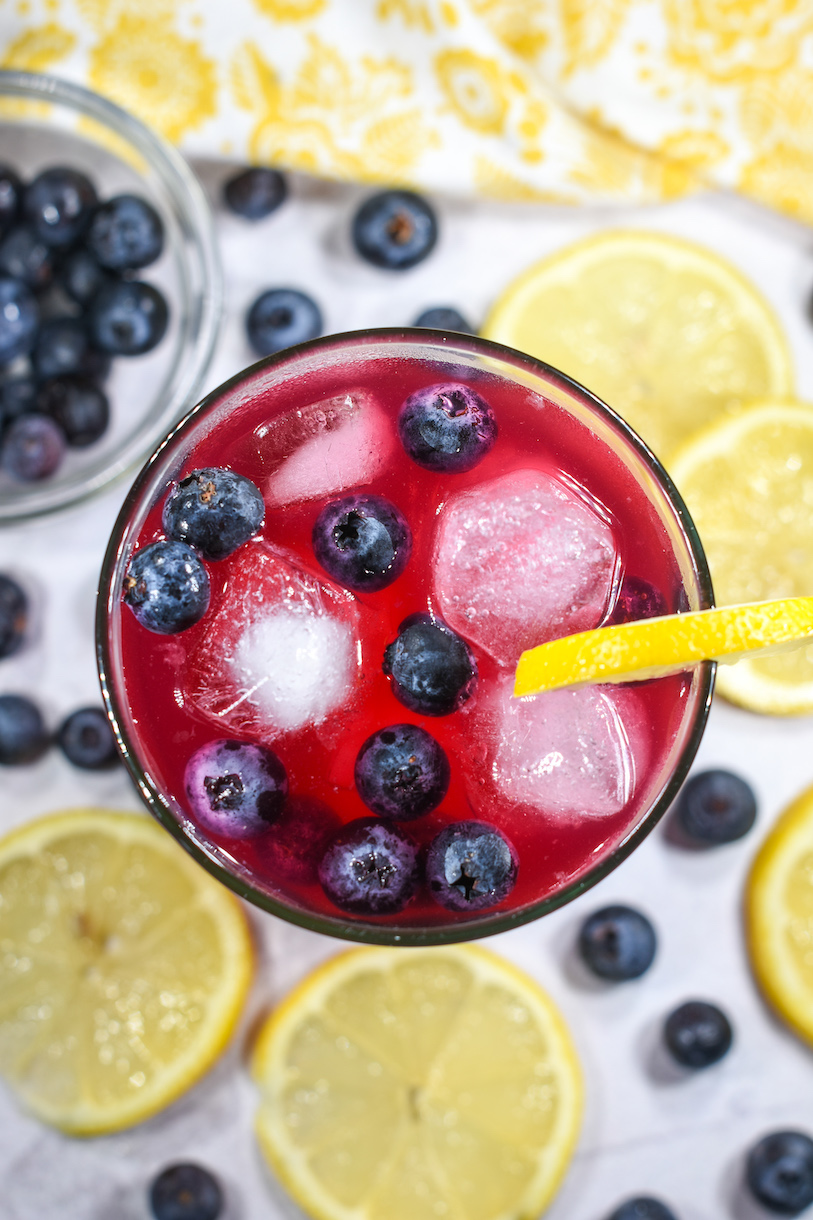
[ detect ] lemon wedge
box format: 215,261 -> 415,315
514,598 -> 813,697
747,781 -> 813,1047
0,808 -> 253,1134
670,399 -> 813,714
252,944 -> 582,1220
483,230 -> 793,461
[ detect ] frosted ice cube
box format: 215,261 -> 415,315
185,543 -> 370,742
434,469 -> 619,665
468,680 -> 650,819
262,391 -> 395,506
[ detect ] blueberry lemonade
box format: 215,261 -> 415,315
98,330 -> 713,944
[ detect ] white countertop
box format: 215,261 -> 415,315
2,165 -> 813,1220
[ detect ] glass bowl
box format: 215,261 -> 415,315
0,69 -> 221,521
97,329 -> 714,945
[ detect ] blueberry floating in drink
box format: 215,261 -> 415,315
383,612 -> 477,716
354,723 -> 450,821
318,817 -> 420,915
398,381 -> 497,473
426,820 -> 518,911
163,467 -> 265,561
184,739 -> 288,839
312,493 -> 411,592
123,540 -> 210,634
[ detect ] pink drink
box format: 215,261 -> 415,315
98,331 -> 713,944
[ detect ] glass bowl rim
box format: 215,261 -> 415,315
97,326 -> 715,946
0,67 -> 222,522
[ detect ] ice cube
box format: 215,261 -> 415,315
466,680 -> 650,819
185,543 -> 371,742
262,391 -> 395,506
434,469 -> 619,666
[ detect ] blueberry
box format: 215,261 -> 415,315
746,1131 -> 813,1216
355,723 -> 450,821
352,190 -> 438,270
412,306 -> 475,334
184,739 -> 288,838
86,193 -> 164,270
33,317 -> 92,381
673,769 -> 757,845
608,575 -> 668,624
1,414 -> 66,481
37,376 -> 109,447
24,166 -> 97,247
0,573 -> 27,659
0,693 -> 49,764
223,167 -> 287,219
123,540 -> 210,634
162,467 -> 265,561
0,375 -> 37,428
426,820 -> 518,911
663,999 -> 733,1069
246,287 -> 322,357
606,1199 -> 678,1220
0,276 -> 39,364
318,816 -> 420,915
57,706 -> 119,770
57,246 -> 111,306
398,382 -> 497,473
149,1162 -> 223,1220
0,165 -> 22,233
89,279 -> 169,355
578,904 -> 657,981
312,493 -> 411,592
0,225 -> 54,289
383,613 -> 477,716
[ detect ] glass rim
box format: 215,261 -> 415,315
0,68 -> 222,522
97,327 -> 715,946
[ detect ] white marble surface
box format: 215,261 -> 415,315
2,166 -> 813,1219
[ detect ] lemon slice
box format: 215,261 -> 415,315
0,808 -> 253,1134
252,944 -> 582,1220
513,597 -> 813,696
747,781 -> 813,1047
670,399 -> 813,714
483,230 -> 793,461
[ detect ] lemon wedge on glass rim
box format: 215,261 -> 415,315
252,944 -> 582,1220
747,781 -> 813,1047
0,807 -> 253,1134
483,229 -> 793,462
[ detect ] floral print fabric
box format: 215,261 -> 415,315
2,0 -> 813,221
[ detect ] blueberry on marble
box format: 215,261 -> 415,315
184,739 -> 288,839
149,1162 -> 223,1220
0,573 -> 28,659
578,905 -> 657,981
426,820 -> 518,911
383,613 -> 477,716
663,999 -> 733,1069
162,467 -> 265,560
355,723 -> 450,821
223,167 -> 287,219
606,1199 -> 678,1220
318,817 -> 420,915
86,193 -> 164,270
0,165 -> 22,233
57,706 -> 119,770
673,769 -> 757,846
89,279 -> 169,355
24,166 -> 97,247
0,225 -> 54,290
38,376 -> 109,448
746,1131 -> 813,1216
398,382 -> 497,474
412,306 -> 475,334
0,276 -> 39,364
312,493 -> 411,592
608,575 -> 668,624
57,246 -> 111,306
1,413 -> 66,481
246,287 -> 322,357
352,190 -> 437,270
123,539 -> 210,634
0,693 -> 49,765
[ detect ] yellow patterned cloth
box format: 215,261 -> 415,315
3,0 -> 813,221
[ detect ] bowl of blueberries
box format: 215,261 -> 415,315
0,68 -> 221,520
